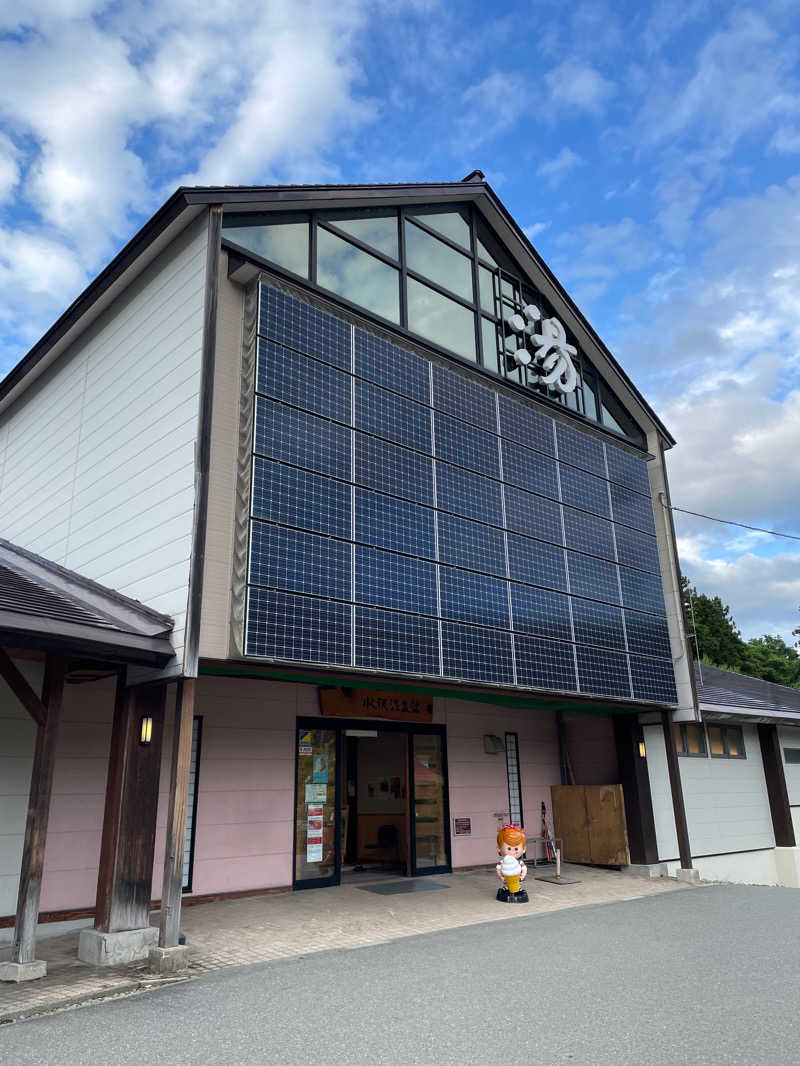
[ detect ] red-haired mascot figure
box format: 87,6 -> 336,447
496,823 -> 529,903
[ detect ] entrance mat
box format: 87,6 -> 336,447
357,880 -> 450,895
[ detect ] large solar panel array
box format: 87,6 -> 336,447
245,283 -> 678,704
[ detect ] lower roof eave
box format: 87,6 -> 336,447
701,705 -> 800,727
0,622 -> 176,668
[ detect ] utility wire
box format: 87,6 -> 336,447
667,506 -> 800,543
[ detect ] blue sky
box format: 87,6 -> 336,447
1,0 -> 799,644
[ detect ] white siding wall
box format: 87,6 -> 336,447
778,725 -> 800,841
644,722 -> 775,880
0,216 -> 208,675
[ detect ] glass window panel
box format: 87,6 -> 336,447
317,226 -> 400,323
476,237 -> 498,266
413,734 -> 448,870
408,206 -> 471,250
407,277 -> 477,362
482,316 -> 501,374
479,266 -> 497,314
726,728 -> 743,757
708,725 -> 725,756
583,377 -> 599,422
674,724 -> 684,753
223,217 -> 309,277
601,402 -> 626,435
294,728 -> 337,882
686,724 -> 706,755
404,221 -> 474,301
321,210 -> 398,259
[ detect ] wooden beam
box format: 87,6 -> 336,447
0,648 -> 46,727
94,670 -> 129,933
661,710 -> 693,870
613,715 -> 659,866
158,678 -> 196,948
11,656 -> 67,964
758,724 -> 796,848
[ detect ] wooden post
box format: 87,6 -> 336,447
93,681 -> 166,933
158,678 -> 196,948
613,715 -> 659,866
661,710 -> 693,869
758,724 -> 796,848
11,656 -> 67,965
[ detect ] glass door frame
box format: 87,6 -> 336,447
293,715 -> 451,888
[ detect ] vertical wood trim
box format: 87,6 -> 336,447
158,678 -> 197,947
758,724 -> 796,848
661,710 -> 693,869
613,715 -> 659,865
11,656 -> 67,964
94,670 -> 129,932
184,203 -> 223,678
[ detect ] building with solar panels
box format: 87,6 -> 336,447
2,175 -> 799,978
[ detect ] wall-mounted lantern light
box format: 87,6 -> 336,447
139,716 -> 153,746
637,740 -> 647,759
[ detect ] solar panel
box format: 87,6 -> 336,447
353,328 -> 430,403
246,588 -> 351,665
252,458 -> 351,539
619,566 -> 667,616
567,552 -> 620,604
354,488 -> 435,559
254,397 -> 351,479
437,513 -> 507,577
435,462 -> 503,526
503,485 -> 563,545
514,634 -> 577,691
249,522 -> 351,600
433,411 -> 500,478
571,598 -> 625,651
575,645 -> 631,699
559,465 -> 611,518
355,379 -> 432,454
614,525 -> 661,575
610,483 -> 656,534
441,622 -> 514,684
629,653 -> 678,703
562,506 -> 615,562
506,533 -> 567,591
432,364 -> 496,430
556,421 -> 605,476
501,440 -> 559,500
606,444 -> 651,494
355,607 -> 440,674
439,568 -> 509,628
510,583 -> 571,641
256,339 -> 351,423
244,281 -> 678,704
624,609 -> 672,658
259,285 -> 350,370
354,434 -> 433,505
498,395 -> 555,455
354,545 -> 437,615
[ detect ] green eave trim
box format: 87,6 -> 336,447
198,662 -> 651,717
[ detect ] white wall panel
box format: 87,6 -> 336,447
0,216 -> 209,674
645,723 -> 774,863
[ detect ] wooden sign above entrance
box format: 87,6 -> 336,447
319,687 -> 433,723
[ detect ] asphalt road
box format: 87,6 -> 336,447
3,885 -> 799,1066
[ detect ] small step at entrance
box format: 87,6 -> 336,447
358,880 -> 450,895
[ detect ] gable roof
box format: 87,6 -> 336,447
696,662 -> 800,724
0,538 -> 175,667
0,177 -> 675,447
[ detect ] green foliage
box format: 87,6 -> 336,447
681,576 -> 800,689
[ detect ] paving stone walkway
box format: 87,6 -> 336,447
0,865 -> 688,1023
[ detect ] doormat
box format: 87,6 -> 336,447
358,880 -> 450,895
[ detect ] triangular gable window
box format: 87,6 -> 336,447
221,201 -> 645,446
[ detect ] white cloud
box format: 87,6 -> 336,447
523,221 -> 550,240
0,133 -> 20,203
545,61 -> 615,115
456,73 -> 531,151
536,147 -> 583,187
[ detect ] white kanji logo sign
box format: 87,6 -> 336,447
506,304 -> 578,395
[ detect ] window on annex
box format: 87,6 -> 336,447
785,748 -> 800,764
708,724 -> 746,759
674,723 -> 707,757
222,213 -> 309,278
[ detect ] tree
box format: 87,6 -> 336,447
742,635 -> 800,688
680,575 -> 746,670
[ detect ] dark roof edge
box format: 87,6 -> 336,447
0,538 -> 174,636
0,179 -> 674,445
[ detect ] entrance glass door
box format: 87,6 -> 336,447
410,733 -> 451,875
294,727 -> 339,889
